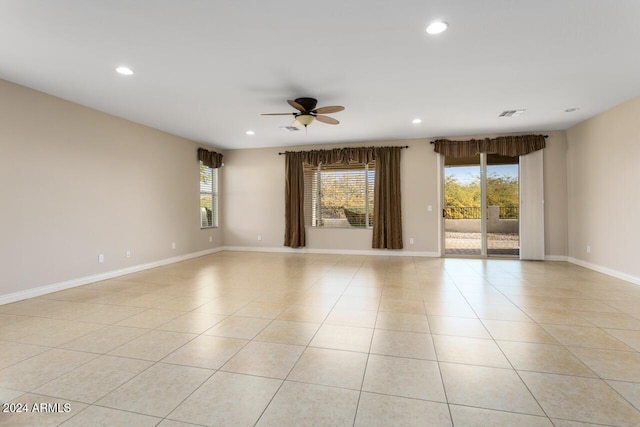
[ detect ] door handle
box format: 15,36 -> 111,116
443,209 -> 446,218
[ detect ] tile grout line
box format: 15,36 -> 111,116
352,255 -> 389,427
442,258 -> 554,423
251,254 -> 360,426
418,257 -> 456,425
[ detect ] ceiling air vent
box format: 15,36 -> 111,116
280,126 -> 300,132
499,109 -> 526,117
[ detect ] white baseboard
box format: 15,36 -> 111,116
0,248 -> 223,306
15,248 -> 629,307
568,257 -> 640,286
545,255 -> 568,261
221,246 -> 440,258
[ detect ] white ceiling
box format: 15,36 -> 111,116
2,1 -> 639,150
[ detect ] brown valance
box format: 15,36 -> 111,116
198,148 -> 224,168
432,134 -> 546,158
282,146 -> 379,166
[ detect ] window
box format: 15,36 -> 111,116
199,162 -> 218,228
304,161 -> 375,228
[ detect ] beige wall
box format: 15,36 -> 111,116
0,80 -> 223,299
222,139 -> 440,253
566,97 -> 640,279
222,132 -> 568,258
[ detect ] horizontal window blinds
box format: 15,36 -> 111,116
200,164 -> 218,228
303,161 -> 375,228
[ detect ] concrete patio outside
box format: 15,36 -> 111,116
444,232 -> 519,256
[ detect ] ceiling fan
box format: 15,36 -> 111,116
261,97 -> 345,127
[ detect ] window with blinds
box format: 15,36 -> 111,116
199,162 -> 218,228
303,161 -> 375,228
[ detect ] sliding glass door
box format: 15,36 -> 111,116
486,155 -> 520,256
443,155 -> 483,256
443,154 -> 520,257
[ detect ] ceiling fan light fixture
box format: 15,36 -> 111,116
296,114 -> 315,126
426,21 -> 448,34
262,98 -> 343,128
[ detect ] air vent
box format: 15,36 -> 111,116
280,126 -> 300,132
499,109 -> 526,117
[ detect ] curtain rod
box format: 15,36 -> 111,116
429,135 -> 548,144
278,145 -> 409,155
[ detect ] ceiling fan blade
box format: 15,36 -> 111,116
261,113 -> 296,115
287,99 -> 306,112
316,115 -> 339,125
312,106 -> 345,114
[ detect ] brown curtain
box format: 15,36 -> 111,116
198,148 -> 224,168
283,145 -> 404,249
284,151 -> 306,248
372,146 -> 403,249
432,134 -> 545,158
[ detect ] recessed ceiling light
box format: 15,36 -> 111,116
565,107 -> 580,113
245,130 -> 255,135
115,66 -> 134,76
426,21 -> 448,35
412,118 -> 423,124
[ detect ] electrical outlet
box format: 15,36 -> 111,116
171,242 -> 176,249
427,205 -> 433,212
409,237 -> 415,244
126,250 -> 131,258
258,234 -> 262,241
98,254 -> 104,263
586,245 -> 591,254
209,236 -> 213,242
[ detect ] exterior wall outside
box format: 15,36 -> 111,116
446,206 -> 519,234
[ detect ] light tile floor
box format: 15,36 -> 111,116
1,252 -> 640,426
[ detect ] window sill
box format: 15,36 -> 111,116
200,226 -> 218,230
